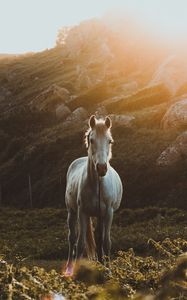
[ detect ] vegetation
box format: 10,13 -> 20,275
0,19 -> 187,298
0,208 -> 186,299
0,22 -> 186,209
1,237 -> 187,299
0,207 -> 186,261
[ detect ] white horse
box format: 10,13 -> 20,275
65,115 -> 123,275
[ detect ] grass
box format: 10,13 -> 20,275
0,207 -> 186,299
0,207 -> 186,261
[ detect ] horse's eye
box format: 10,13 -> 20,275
90,138 -> 94,144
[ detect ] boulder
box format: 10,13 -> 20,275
55,104 -> 71,121
157,131 -> 187,166
94,106 -> 108,118
161,98 -> 187,130
110,114 -> 135,127
63,107 -> 88,126
149,55 -> 187,96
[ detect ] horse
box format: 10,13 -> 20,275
65,115 -> 123,275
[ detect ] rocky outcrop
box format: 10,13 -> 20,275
110,114 -> 135,127
63,107 -> 88,126
157,131 -> 187,166
55,104 -> 71,121
149,55 -> 187,96
161,98 -> 187,130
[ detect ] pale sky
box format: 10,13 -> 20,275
0,0 -> 187,53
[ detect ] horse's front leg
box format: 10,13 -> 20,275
65,208 -> 77,275
103,207 -> 113,267
95,218 -> 104,263
76,208 -> 88,260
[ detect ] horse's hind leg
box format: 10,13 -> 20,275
66,208 -> 77,275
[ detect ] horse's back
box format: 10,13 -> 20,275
65,157 -> 87,210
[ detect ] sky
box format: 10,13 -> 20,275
0,0 -> 187,54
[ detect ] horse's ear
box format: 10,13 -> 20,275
89,115 -> 96,129
105,116 -> 112,128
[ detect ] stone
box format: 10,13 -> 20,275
157,131 -> 187,166
161,97 -> 187,130
110,114 -> 135,127
63,107 -> 88,125
55,104 -> 71,121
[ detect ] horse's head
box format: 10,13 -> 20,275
86,115 -> 113,177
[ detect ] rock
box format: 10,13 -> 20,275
110,114 -> 135,127
95,106 -> 108,118
149,55 -> 187,96
55,104 -> 71,121
157,131 -> 187,166
63,107 -> 88,125
161,98 -> 187,130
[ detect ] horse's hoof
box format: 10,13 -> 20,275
64,265 -> 74,277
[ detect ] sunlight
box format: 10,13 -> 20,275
0,0 -> 187,54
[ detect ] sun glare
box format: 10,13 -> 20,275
0,0 -> 187,54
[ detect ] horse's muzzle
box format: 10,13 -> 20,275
96,163 -> 107,177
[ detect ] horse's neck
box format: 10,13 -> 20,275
87,155 -> 98,188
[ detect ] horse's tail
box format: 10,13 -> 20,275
86,217 -> 96,259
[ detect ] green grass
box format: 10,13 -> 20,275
0,207 -> 186,261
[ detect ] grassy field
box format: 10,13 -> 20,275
0,207 -> 187,299
1,207 -> 187,261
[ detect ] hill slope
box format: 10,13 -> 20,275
0,18 -> 187,209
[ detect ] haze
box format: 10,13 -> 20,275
0,0 -> 187,54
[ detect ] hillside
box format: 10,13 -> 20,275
0,18 -> 187,209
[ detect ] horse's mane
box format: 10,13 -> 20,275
84,127 -> 91,149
